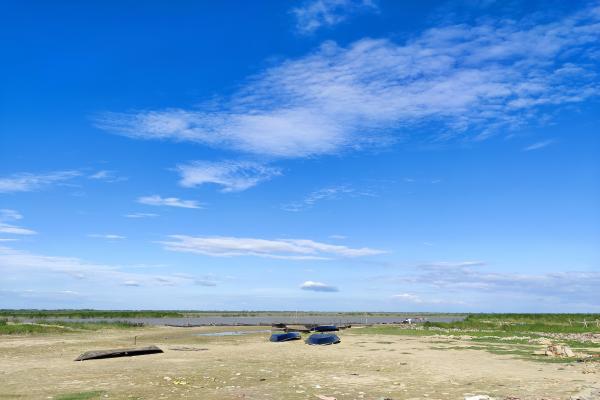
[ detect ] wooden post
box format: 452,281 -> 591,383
134,335 -> 137,345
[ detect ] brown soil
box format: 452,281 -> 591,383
0,326 -> 598,399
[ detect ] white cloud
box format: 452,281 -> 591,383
282,185 -> 373,211
391,293 -> 423,303
96,5 -> 600,159
122,280 -> 141,287
88,170 -> 126,182
176,160 -> 281,192
300,280 -> 339,292
88,234 -> 126,240
522,139 -> 555,151
291,0 -> 378,35
0,209 -> 23,220
0,224 -> 37,235
389,261 -> 600,306
329,234 -> 347,240
418,261 -> 486,269
137,195 -> 201,209
124,212 -> 159,218
0,246 -> 210,288
0,171 -> 80,193
160,235 -> 385,260
0,209 -> 37,235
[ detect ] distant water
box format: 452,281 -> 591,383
194,330 -> 272,336
29,315 -> 465,326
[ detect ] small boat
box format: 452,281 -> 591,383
270,332 -> 302,342
306,333 -> 340,345
75,345 -> 163,361
312,325 -> 339,332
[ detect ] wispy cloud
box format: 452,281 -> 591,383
137,195 -> 201,209
0,171 -> 80,193
88,234 -> 126,240
522,139 -> 556,151
388,261 -> 600,307
0,225 -> 37,235
88,170 -> 127,182
176,160 -> 281,192
391,292 -> 464,306
291,0 -> 378,35
124,212 -> 159,218
282,185 -> 372,211
0,209 -> 37,235
391,293 -> 424,303
0,246 -> 211,288
418,261 -> 487,269
300,280 -> 339,292
160,235 -> 385,260
96,5 -> 600,158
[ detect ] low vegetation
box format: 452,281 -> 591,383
0,318 -> 143,335
0,309 -> 184,319
423,313 -> 600,334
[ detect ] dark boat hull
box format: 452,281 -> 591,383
75,345 -> 163,361
306,333 -> 341,345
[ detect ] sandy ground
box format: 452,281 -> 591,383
0,326 -> 598,400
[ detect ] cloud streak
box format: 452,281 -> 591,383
137,195 -> 201,209
160,235 -> 385,260
282,185 -> 372,211
96,5 -> 600,158
522,139 -> 555,151
0,171 -> 80,193
0,209 -> 37,235
88,234 -> 126,240
176,160 -> 281,192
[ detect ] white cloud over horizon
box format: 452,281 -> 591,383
96,5 -> 600,158
291,0 -> 378,35
137,195 -> 202,209
386,261 -> 600,308
176,160 -> 281,192
160,235 -> 385,260
0,245 -> 214,289
301,280 -> 339,292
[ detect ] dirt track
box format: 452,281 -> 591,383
0,326 -> 598,399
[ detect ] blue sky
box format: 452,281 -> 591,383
1,0 -> 599,312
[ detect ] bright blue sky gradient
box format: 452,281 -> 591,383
1,0 -> 599,311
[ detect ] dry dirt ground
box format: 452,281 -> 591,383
0,326 -> 598,400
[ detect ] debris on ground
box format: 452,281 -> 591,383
169,346 -> 209,351
533,344 -> 576,357
315,395 -> 337,400
464,395 -> 496,400
570,385 -> 600,400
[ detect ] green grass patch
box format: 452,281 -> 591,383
55,391 -> 105,400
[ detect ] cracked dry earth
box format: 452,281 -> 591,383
0,326 -> 598,400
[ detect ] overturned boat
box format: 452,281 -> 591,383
270,332 -> 302,342
75,345 -> 163,361
306,333 -> 341,345
312,325 -> 339,332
